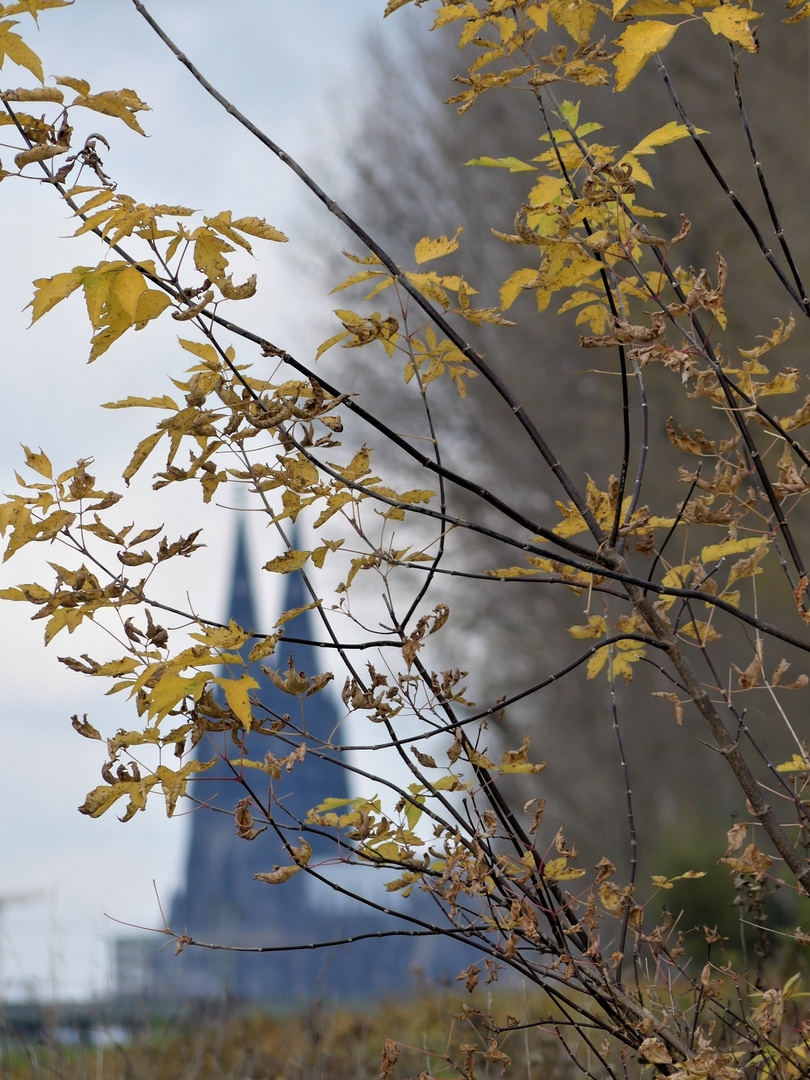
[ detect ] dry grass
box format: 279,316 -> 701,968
0,990 -> 576,1080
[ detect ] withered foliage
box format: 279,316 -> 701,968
2,2 -> 810,1078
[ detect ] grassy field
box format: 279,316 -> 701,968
0,991 -> 576,1080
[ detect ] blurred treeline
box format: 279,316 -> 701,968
314,5 -> 810,933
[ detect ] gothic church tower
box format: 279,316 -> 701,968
164,519 -> 429,1001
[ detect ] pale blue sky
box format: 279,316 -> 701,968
0,0 -> 427,1001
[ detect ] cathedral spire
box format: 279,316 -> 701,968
225,514 -> 258,634
159,513 -> 467,1000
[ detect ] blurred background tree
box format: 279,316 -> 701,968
319,13 -> 810,887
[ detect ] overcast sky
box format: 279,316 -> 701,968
0,0 -> 428,1002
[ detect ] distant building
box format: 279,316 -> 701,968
125,518 -> 468,1004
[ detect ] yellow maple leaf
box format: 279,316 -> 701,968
613,20 -> 681,92
191,227 -> 233,283
630,121 -> 706,156
0,19 -> 44,82
700,537 -> 763,563
28,267 -> 89,324
569,615 -> 607,639
190,618 -> 251,650
543,857 -> 586,881
414,227 -> 463,266
214,674 -> 260,732
703,6 -> 760,52
263,549 -> 312,574
500,268 -> 539,311
69,87 -> 151,135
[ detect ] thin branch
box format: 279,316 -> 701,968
654,52 -> 807,315
730,50 -> 810,314
130,0 -> 607,544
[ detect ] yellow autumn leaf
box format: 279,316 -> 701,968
134,288 -> 173,328
553,0 -> 597,44
431,1 -> 477,26
739,316 -> 795,361
28,267 -> 89,324
189,618 -> 251,649
36,508 -> 75,541
122,429 -> 165,484
612,644 -> 645,682
69,87 -> 151,135
543,857 -> 586,881
330,268 -> 387,294
500,735 -> 547,775
43,607 -> 68,644
599,880 -> 631,916
785,0 -> 810,23
147,672 -> 209,723
22,445 -> 52,478
94,657 -> 141,677
219,274 -> 258,301
155,760 -> 213,817
110,265 -> 147,318
230,215 -> 288,243
760,370 -> 800,396
0,20 -> 44,82
263,549 -> 312,574
703,6 -> 760,52
214,674 -> 260,731
726,539 -> 769,585
700,537 -> 763,563
776,754 -> 810,773
525,2 -> 549,28
79,776 -> 160,821
613,21 -> 680,92
651,870 -> 707,889
414,227 -> 463,266
248,633 -> 282,663
551,500 -> 588,538
679,620 -> 721,644
465,156 -> 534,172
568,615 -> 607,639
177,337 -> 220,364
192,227 -> 233,282
313,491 -> 354,528
528,173 -> 569,204
274,601 -> 321,628
102,394 -> 178,411
587,646 -> 608,679
311,538 -> 345,568
14,141 -> 69,168
500,268 -> 540,310
315,330 -> 350,360
255,864 -> 301,884
369,841 -> 407,862
339,446 -> 372,481
630,121 -> 706,156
